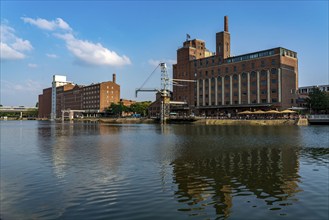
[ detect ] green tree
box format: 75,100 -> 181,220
105,103 -> 129,117
130,101 -> 151,116
306,88 -> 329,114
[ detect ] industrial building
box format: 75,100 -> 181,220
172,16 -> 299,116
38,74 -> 120,119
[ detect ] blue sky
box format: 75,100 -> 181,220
1,1 -> 328,106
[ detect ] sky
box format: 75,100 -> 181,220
1,0 -> 328,107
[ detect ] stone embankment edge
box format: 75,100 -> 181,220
194,119 -> 299,126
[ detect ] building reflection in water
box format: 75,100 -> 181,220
37,121 -> 122,181
171,125 -> 301,219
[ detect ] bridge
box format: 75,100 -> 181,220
0,106 -> 38,119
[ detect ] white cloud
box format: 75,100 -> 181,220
55,33 -> 131,66
23,17 -> 131,67
2,79 -> 43,92
12,38 -> 33,51
46,53 -> 58,58
21,17 -> 72,31
0,24 -> 33,60
148,59 -> 176,68
28,63 -> 38,68
0,42 -> 25,60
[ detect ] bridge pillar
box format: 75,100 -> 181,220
69,111 -> 74,120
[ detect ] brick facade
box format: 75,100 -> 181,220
173,16 -> 298,116
38,74 -> 120,118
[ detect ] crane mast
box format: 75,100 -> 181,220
135,62 -> 195,124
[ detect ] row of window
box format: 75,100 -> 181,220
198,77 -> 278,85
84,96 -> 99,100
84,85 -> 100,91
83,100 -> 99,104
199,89 -> 277,96
199,97 -> 279,106
196,68 -> 278,78
193,51 -> 276,68
84,105 -> 99,109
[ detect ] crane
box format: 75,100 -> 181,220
135,62 -> 195,123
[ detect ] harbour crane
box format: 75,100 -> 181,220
135,62 -> 195,123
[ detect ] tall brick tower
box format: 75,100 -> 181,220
216,16 -> 231,61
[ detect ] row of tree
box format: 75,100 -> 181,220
105,101 -> 152,117
0,109 -> 38,118
306,88 -> 329,114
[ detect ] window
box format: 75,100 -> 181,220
271,89 -> 277,93
234,66 -> 237,72
261,80 -> 267,86
261,90 -> 267,94
271,59 -> 276,65
261,70 -> 266,77
261,99 -> 267,103
242,63 -> 246,70
291,99 -> 294,104
272,98 -> 277,103
225,67 -> 228,73
271,68 -> 277,74
251,63 -> 255,69
261,60 -> 265,67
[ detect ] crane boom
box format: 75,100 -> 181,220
171,79 -> 196,82
135,88 -> 159,97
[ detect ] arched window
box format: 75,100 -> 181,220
261,70 -> 267,77
271,68 -> 277,75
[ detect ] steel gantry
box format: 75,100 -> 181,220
135,62 -> 195,124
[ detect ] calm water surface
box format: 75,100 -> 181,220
1,121 -> 328,220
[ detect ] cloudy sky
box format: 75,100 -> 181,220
1,1 -> 328,106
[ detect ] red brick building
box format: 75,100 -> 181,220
173,16 -> 299,116
38,87 -> 52,118
38,74 -> 120,118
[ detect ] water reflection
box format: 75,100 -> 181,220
171,125 -> 302,219
37,122 -> 123,180
2,121 -> 327,220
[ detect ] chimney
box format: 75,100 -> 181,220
112,73 -> 116,83
224,16 -> 229,32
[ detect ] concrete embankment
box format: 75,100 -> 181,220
194,119 -> 298,126
41,117 -> 308,126
98,118 -> 155,124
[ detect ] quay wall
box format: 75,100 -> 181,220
195,119 -> 298,126
97,118 -> 155,124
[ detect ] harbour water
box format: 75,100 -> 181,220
1,121 -> 328,220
